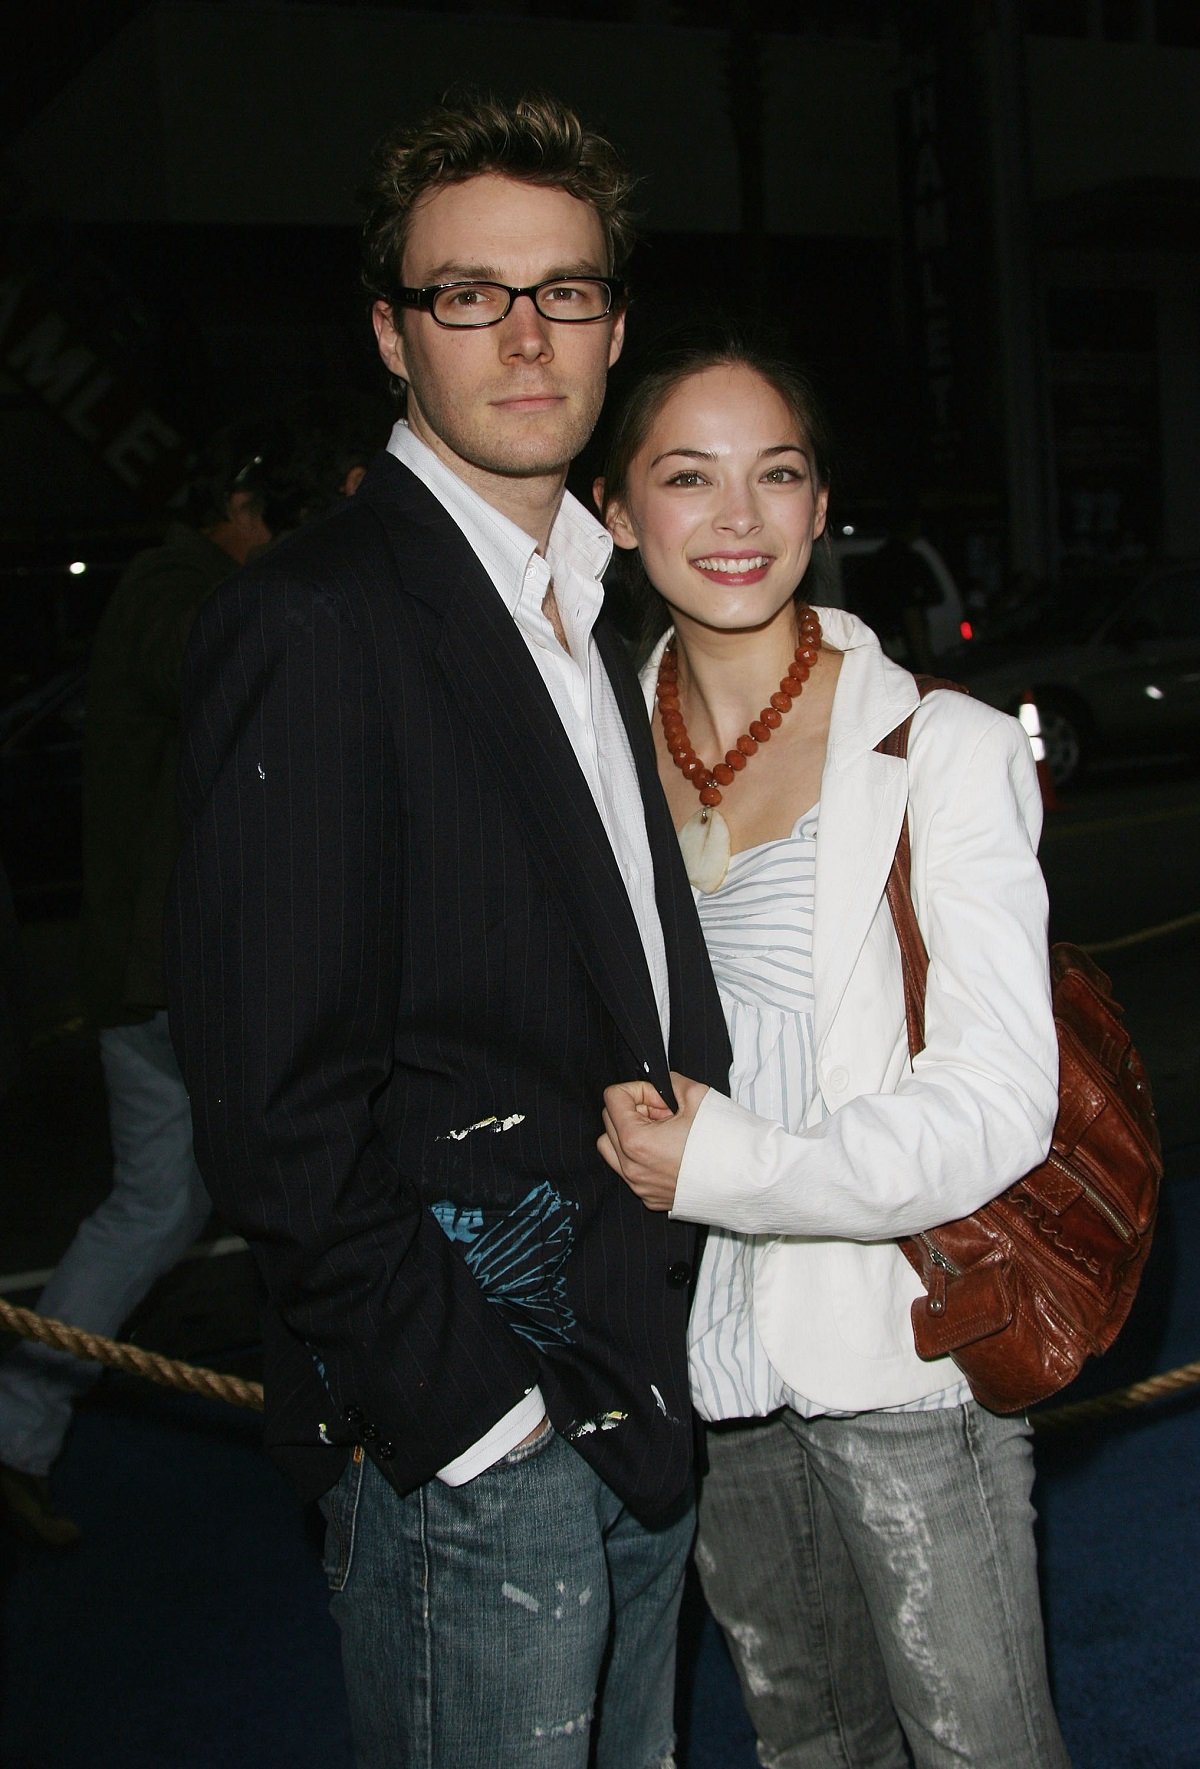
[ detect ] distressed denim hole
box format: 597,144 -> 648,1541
532,1703 -> 593,1742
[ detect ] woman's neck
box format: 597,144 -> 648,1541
668,608 -> 803,755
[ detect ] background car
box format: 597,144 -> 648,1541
952,561 -> 1200,787
813,530 -> 970,660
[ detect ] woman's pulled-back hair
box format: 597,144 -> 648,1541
598,323 -> 835,659
361,91 -> 638,305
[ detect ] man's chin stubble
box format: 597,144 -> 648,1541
460,435 -> 589,482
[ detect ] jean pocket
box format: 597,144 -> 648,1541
318,1448 -> 366,1592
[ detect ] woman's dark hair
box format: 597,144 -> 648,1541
598,324 -> 834,659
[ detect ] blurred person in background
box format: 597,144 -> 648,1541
0,396 -> 383,1547
858,511 -> 936,673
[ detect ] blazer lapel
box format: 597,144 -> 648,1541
594,619 -> 727,1085
812,750 -> 907,1049
440,598 -> 670,1073
810,616 -> 919,1049
361,457 -> 670,1077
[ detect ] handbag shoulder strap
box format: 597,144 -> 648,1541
876,675 -> 968,1062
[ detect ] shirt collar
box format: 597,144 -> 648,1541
386,420 -> 612,613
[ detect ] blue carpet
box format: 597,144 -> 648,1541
0,1394 -> 350,1769
3,1176 -> 1197,1767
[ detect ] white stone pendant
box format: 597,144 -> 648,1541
678,807 -> 732,893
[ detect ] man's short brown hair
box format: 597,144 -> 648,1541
361,92 -> 637,305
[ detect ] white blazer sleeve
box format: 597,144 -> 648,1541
673,704 -> 1058,1241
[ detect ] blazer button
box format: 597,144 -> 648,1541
826,1066 -> 849,1094
344,1405 -> 364,1426
667,1261 -> 692,1287
361,1422 -> 378,1442
377,1440 -> 396,1461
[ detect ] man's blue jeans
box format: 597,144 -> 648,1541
696,1401 -> 1070,1769
319,1425 -> 692,1767
0,1012 -> 211,1475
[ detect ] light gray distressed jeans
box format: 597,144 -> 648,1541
0,1013 -> 211,1475
696,1402 -> 1070,1769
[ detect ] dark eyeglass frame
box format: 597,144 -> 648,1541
390,276 -> 626,329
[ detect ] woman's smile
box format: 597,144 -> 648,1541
690,551 -> 775,585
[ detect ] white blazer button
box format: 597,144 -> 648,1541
827,1066 -> 849,1093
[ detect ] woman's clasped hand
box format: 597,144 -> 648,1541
597,1074 -> 708,1211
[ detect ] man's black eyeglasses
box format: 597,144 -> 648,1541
390,277 -> 626,329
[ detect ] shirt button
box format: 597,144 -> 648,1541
668,1261 -> 692,1287
827,1066 -> 850,1093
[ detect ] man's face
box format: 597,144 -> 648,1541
373,174 -> 624,501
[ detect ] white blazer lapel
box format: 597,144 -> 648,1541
810,612 -> 919,1048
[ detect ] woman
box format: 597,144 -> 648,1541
595,333 -> 1069,1768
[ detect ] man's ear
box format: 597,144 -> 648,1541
373,300 -> 406,381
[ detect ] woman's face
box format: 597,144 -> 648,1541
604,363 -> 828,638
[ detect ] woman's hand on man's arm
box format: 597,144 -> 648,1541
598,1073 -> 710,1211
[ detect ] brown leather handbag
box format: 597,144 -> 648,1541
879,691 -> 1162,1414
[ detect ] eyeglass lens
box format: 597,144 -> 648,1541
431,280 -> 612,326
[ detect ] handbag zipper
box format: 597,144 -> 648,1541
919,1158 -> 1135,1319
917,1232 -> 958,1314
918,1231 -> 959,1273
1046,1151 -> 1136,1244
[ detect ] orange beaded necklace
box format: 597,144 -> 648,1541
655,604 -> 823,890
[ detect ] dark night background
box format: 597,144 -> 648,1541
2,7 -> 1199,1765
3,0 -> 1199,695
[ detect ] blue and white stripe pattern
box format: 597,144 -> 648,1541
688,806 -> 966,1421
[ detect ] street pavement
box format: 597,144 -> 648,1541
1039,765 -> 1200,1156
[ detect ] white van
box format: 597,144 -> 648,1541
810,532 -> 969,661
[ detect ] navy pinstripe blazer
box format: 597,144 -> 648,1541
166,452 -> 730,1521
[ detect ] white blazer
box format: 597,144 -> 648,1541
642,607 -> 1058,1410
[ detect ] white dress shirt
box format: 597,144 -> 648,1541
387,421 -> 671,1480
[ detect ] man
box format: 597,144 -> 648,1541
166,96 -> 729,1767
